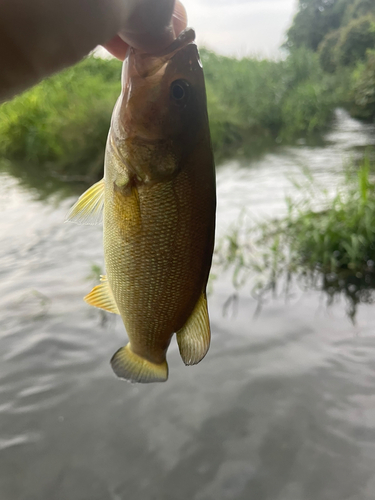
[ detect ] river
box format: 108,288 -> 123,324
1,109 -> 375,500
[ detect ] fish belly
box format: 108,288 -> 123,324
104,168 -> 214,366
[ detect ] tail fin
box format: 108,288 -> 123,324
110,344 -> 168,383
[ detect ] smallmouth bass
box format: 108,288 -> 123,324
67,28 -> 216,383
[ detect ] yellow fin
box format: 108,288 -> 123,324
84,275 -> 120,314
65,179 -> 104,225
177,291 -> 211,366
111,344 -> 168,383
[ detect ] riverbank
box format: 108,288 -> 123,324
0,47 -> 350,190
217,157 -> 375,320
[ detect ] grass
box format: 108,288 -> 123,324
202,47 -> 342,155
215,157 -> 375,321
350,49 -> 375,121
0,48 -> 345,194
0,56 -> 122,195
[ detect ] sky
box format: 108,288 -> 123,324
96,0 -> 299,60
184,0 -> 298,57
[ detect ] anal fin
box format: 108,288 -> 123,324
84,275 -> 120,315
177,291 -> 211,366
65,178 -> 104,225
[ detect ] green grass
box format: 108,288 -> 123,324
215,158 -> 375,320
0,57 -> 122,187
350,49 -> 375,121
0,48 -> 345,193
202,47 -> 342,152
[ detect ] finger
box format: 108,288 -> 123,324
117,0 -> 176,54
0,0 -> 180,101
104,0 -> 188,60
103,35 -> 129,61
172,0 -> 188,37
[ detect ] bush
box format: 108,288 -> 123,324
0,56 -> 122,180
279,48 -> 341,138
216,158 -> 375,320
280,81 -> 333,138
350,49 -> 375,121
285,0 -> 353,52
318,29 -> 341,72
0,49 -> 343,184
336,15 -> 375,66
201,50 -> 285,137
343,0 -> 375,24
203,47 -> 341,148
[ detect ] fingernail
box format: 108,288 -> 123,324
172,1 -> 187,36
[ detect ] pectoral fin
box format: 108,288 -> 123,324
84,275 -> 120,315
177,292 -> 211,366
65,178 -> 104,225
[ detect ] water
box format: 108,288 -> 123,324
1,109 -> 375,500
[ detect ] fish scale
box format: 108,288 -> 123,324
67,28 -> 216,383
107,180 -> 187,356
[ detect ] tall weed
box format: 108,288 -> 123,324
216,158 -> 375,320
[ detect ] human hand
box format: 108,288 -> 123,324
0,0 -> 187,102
104,0 -> 188,60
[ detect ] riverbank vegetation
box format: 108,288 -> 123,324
215,158 -> 375,321
286,0 -> 375,122
0,0 -> 374,186
0,57 -> 122,189
0,47 -> 342,182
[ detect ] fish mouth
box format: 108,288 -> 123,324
114,27 -> 200,144
123,28 -> 196,83
151,28 -> 196,59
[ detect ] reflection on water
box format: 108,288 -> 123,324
216,109 -> 375,235
0,159 -> 91,201
215,108 -> 375,322
322,270 -> 375,322
1,109 -> 375,499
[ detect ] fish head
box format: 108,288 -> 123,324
110,28 -> 210,181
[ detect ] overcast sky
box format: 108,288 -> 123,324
185,0 -> 298,57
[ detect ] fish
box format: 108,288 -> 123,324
66,28 -> 216,383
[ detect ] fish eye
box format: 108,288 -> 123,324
170,80 -> 190,105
